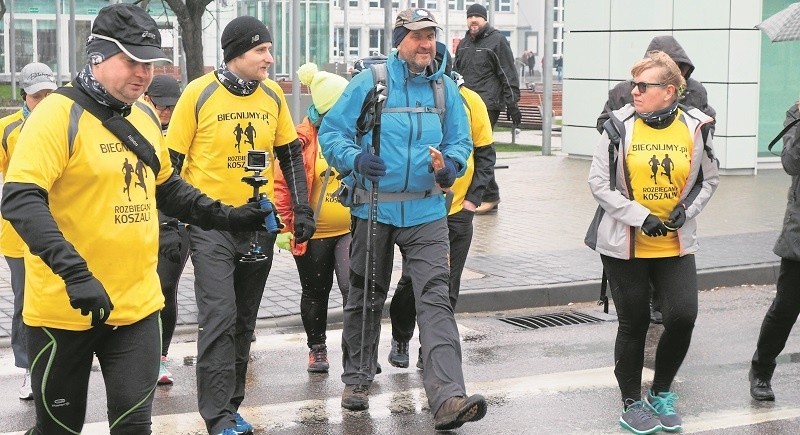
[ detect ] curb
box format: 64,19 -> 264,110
2,262 -> 780,348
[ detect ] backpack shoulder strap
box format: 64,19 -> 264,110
602,117 -> 621,191
55,84 -> 161,175
432,77 -> 446,124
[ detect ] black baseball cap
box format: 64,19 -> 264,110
146,75 -> 181,107
87,3 -> 170,64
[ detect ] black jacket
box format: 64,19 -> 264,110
454,24 -> 520,112
774,103 -> 800,261
595,35 -> 716,133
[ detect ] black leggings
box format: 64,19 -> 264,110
601,254 -> 698,402
294,234 -> 351,347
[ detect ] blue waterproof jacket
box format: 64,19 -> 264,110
319,50 -> 472,227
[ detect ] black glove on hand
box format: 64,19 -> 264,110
66,276 -> 113,327
293,204 -> 316,243
507,104 -> 523,126
158,222 -> 182,263
228,202 -> 270,231
641,214 -> 668,237
435,157 -> 458,188
354,151 -> 386,182
664,204 -> 687,231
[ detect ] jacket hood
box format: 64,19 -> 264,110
434,41 -> 453,76
645,35 -> 695,79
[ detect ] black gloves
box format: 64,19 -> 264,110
664,204 -> 687,232
228,202 -> 271,231
641,214 -> 668,237
507,104 -> 523,126
354,151 -> 386,182
159,222 -> 182,263
293,204 -> 316,243
66,276 -> 113,327
435,157 -> 458,188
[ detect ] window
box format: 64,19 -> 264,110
349,28 -> 360,57
349,0 -> 359,7
494,0 -> 511,13
334,27 -> 344,57
371,0 -> 399,7
0,20 -> 4,73
448,0 -> 466,11
369,29 -> 384,56
553,0 -> 565,57
14,20 -> 34,69
425,1 -> 438,9
36,20 -> 58,71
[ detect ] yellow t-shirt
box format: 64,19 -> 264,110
628,113 -> 693,258
0,110 -> 26,257
166,73 -> 298,206
310,145 -> 350,239
5,95 -> 173,330
449,86 -> 494,215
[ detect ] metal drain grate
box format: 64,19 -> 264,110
498,311 -> 604,330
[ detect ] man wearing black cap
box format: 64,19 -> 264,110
0,4 -> 273,434
145,74 -> 181,133
454,3 -> 521,214
320,7 -> 487,431
165,14 -> 315,435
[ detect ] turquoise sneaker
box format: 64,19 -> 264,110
233,412 -> 253,435
620,399 -> 662,434
645,390 -> 682,432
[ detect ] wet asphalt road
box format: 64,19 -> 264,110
1,284 -> 800,434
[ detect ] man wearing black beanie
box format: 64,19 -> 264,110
455,3 -> 521,214
166,14 -> 315,435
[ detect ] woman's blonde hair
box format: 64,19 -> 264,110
631,50 -> 686,97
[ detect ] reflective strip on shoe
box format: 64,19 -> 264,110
645,391 -> 681,432
620,400 -> 662,434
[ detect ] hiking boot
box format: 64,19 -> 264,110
341,384 -> 370,411
157,356 -> 174,385
749,368 -> 775,401
433,394 -> 487,430
19,370 -> 33,400
645,390 -> 681,432
475,200 -> 499,214
388,339 -> 410,368
307,344 -> 330,373
233,412 -> 253,434
620,399 -> 662,434
416,347 -> 424,370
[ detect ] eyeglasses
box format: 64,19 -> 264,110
154,104 -> 175,111
630,81 -> 667,93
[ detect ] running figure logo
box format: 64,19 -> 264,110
233,123 -> 244,152
122,157 -> 149,201
648,154 -> 675,185
244,122 -> 256,150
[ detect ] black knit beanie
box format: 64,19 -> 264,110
466,3 -> 488,20
221,16 -> 272,63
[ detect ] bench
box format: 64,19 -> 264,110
497,104 -> 543,129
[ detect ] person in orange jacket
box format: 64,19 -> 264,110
274,62 -> 352,373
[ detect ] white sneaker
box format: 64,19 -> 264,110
19,370 -> 33,400
157,356 -> 174,385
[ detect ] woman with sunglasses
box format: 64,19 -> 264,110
585,50 -> 718,435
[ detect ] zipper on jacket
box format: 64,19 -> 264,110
402,77 -> 412,193
416,101 -> 423,141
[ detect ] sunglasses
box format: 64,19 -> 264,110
630,81 -> 667,93
154,104 -> 175,111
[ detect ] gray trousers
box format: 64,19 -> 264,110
6,256 -> 27,368
189,227 -> 275,434
342,217 -> 466,415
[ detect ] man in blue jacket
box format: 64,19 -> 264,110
319,8 -> 487,431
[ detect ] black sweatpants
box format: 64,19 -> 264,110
294,233 -> 351,347
751,258 -> 800,379
483,110 -> 501,203
26,312 -> 160,435
156,223 -> 191,357
390,209 -> 475,342
601,254 -> 698,402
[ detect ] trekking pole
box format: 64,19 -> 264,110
358,81 -> 386,383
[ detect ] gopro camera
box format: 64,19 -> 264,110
246,150 -> 268,172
